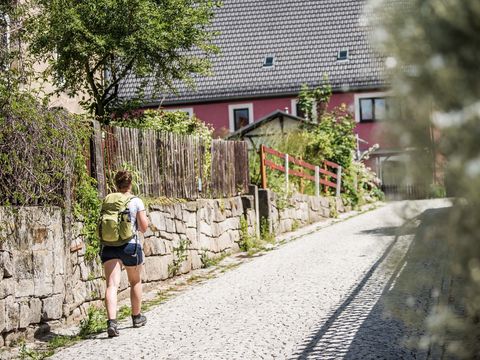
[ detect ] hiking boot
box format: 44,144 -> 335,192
132,313 -> 147,328
107,319 -> 119,338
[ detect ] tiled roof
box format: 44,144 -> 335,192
118,0 -> 386,105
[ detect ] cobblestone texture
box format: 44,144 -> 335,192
51,200 -> 449,360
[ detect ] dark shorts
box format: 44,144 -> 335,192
100,242 -> 144,267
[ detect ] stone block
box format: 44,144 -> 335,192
184,201 -> 196,212
53,275 -> 65,295
4,329 -> 24,347
198,233 -> 217,253
189,251 -> 202,270
186,228 -> 197,248
229,231 -> 240,244
230,242 -> 240,253
144,255 -> 171,282
19,301 -> 31,328
320,196 -> 330,208
0,278 -> 15,300
144,237 -> 167,256
143,227 -> 155,238
70,307 -> 82,322
42,294 -> 63,320
197,201 -> 213,225
198,220 -> 212,236
184,211 -> 196,228
16,279 -> 34,298
232,197 -> 244,217
217,232 -> 233,252
32,249 -> 54,298
28,298 -> 42,324
173,204 -> 184,221
178,256 -> 192,275
164,240 -> 173,255
0,298 -> 5,332
227,217 -> 241,230
175,220 -> 186,234
71,283 -> 88,309
336,197 -> 346,213
0,252 -> 13,278
0,332 -> 3,347
149,211 -> 166,232
165,218 -> 176,233
321,207 -> 330,218
213,205 -> 226,223
79,261 -> 90,282
5,296 -> 19,332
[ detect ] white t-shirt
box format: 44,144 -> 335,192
127,197 -> 145,243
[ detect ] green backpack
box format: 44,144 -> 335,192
98,193 -> 136,246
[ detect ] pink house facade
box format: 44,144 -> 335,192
161,90 -> 396,173
118,0 -> 412,184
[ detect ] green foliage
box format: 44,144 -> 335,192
26,0 -> 221,120
47,335 -> 80,352
239,215 -> 258,251
78,306 -> 107,338
168,238 -> 190,277
371,0 -> 480,356
113,109 -> 213,143
249,101 -> 370,207
73,172 -> 101,261
200,250 -> 229,269
298,77 -> 332,121
260,217 -> 275,243
428,184 -> 446,199
302,105 -> 357,169
0,87 -> 83,206
291,219 -> 300,232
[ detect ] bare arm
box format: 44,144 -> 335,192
136,210 -> 149,233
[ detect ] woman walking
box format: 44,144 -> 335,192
98,170 -> 149,337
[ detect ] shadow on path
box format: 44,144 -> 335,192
292,207 -> 452,360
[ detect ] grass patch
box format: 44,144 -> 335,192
260,218 -> 275,244
200,250 -> 229,269
141,290 -> 172,313
78,306 -> 107,338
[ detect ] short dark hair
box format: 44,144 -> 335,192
114,170 -> 132,191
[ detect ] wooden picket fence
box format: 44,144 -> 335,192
259,144 -> 342,196
88,122 -> 250,200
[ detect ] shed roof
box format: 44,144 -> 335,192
118,0 -> 386,106
228,110 -> 307,139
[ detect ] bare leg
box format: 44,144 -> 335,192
125,264 -> 143,316
104,259 -> 122,320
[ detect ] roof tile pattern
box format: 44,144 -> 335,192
119,0 -> 386,105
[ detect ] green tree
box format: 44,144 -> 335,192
26,0 -> 220,122
371,0 -> 480,357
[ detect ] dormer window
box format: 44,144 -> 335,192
337,49 -> 349,61
263,56 -> 275,67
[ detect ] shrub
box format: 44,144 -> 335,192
0,87 -> 91,206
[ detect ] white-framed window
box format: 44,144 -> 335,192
228,103 -> 253,132
163,107 -> 194,117
354,92 -> 389,123
291,98 -> 316,121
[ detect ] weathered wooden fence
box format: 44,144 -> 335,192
89,122 -> 250,200
259,144 -> 342,196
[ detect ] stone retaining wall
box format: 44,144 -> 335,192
0,196 -> 256,346
258,190 -> 349,235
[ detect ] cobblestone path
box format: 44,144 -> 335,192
52,200 -> 449,360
